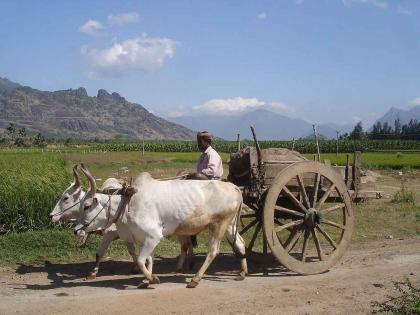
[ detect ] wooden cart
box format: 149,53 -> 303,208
227,129 -> 361,274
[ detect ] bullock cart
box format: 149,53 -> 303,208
227,128 -> 361,275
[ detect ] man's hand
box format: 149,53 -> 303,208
186,172 -> 209,180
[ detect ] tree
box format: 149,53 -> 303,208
349,121 -> 365,140
6,123 -> 16,140
33,133 -> 46,148
394,119 -> 402,138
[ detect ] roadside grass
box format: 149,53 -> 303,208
306,152 -> 420,169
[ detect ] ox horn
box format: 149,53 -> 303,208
72,165 -> 81,188
80,163 -> 97,194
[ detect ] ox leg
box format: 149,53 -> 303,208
136,237 -> 160,289
87,231 -> 119,280
226,221 -> 248,281
176,236 -> 192,274
187,221 -> 229,288
146,256 -> 153,274
124,241 -> 140,274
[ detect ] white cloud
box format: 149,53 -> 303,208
190,97 -> 296,117
408,97 -> 420,106
257,12 -> 267,20
397,7 -> 413,16
108,12 -> 139,26
81,36 -> 179,75
78,19 -> 104,35
193,97 -> 265,116
342,0 -> 388,9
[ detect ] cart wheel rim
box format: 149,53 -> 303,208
263,161 -> 355,275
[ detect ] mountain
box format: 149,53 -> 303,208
171,109 -> 351,140
0,78 -> 195,140
0,77 -> 21,93
375,106 -> 420,126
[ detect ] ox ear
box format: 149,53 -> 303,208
72,165 -> 81,188
80,163 -> 97,194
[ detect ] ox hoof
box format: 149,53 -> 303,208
235,272 -> 246,281
150,276 -> 160,284
138,282 -> 149,289
86,273 -> 97,280
186,280 -> 199,288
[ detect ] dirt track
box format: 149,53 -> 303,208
0,238 -> 419,315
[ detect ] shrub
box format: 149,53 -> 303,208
371,279 -> 420,314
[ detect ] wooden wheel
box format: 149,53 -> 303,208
263,161 -> 354,274
239,202 -> 267,255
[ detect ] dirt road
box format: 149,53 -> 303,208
0,237 -> 419,315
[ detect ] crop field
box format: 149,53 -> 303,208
89,139 -> 420,153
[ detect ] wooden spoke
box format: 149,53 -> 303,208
311,228 -> 323,261
316,225 -> 338,250
282,186 -> 308,213
301,228 -> 310,262
240,213 -> 257,219
274,219 -> 304,233
321,219 -> 345,230
240,218 -> 259,235
312,173 -> 321,208
296,174 -> 311,209
247,222 -> 262,252
284,227 -> 303,252
315,184 -> 336,209
320,203 -> 345,214
275,205 -> 305,217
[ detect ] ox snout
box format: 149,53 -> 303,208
49,213 -> 59,223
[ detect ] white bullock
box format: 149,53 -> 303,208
49,165 -> 151,279
76,164 -> 248,288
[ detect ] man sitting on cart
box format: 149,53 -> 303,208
186,131 -> 223,180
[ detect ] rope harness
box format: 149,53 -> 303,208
51,200 -> 81,217
76,185 -> 137,233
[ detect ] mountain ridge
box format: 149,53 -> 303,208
375,105 -> 420,127
171,109 -> 353,140
0,78 -> 195,140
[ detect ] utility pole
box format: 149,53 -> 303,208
142,121 -> 145,157
312,124 -> 321,161
236,133 -> 241,152
336,130 -> 340,156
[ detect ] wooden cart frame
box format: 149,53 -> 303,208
227,130 -> 361,274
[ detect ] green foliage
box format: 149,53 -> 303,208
0,152 -> 71,233
371,119 -> 420,140
349,121 -> 365,140
90,140 -> 420,154
371,279 -> 420,315
32,133 -> 46,148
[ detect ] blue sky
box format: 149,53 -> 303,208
0,0 -> 419,127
